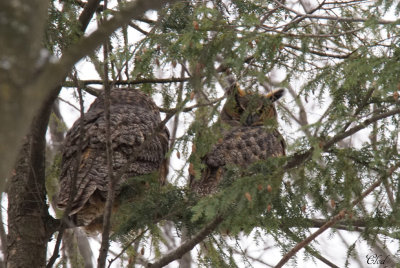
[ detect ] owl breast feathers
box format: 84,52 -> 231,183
190,86 -> 285,196
57,88 -> 169,230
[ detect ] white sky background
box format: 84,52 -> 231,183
39,0 -> 400,267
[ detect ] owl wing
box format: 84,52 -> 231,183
191,126 -> 285,195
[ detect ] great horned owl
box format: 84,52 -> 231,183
190,83 -> 285,195
57,88 -> 169,231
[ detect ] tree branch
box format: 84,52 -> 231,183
273,0 -> 397,25
47,85 -> 86,268
284,106 -> 400,170
29,0 -> 178,102
1,0 -> 177,185
275,162 -> 400,268
98,10 -> 115,266
322,107 -> 400,150
107,228 -> 148,268
147,215 -> 224,268
63,77 -> 190,87
283,43 -> 354,59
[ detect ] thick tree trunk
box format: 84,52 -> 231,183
7,95 -> 59,267
7,136 -> 50,267
0,0 -> 49,186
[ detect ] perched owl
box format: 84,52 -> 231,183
190,83 -> 285,195
57,88 -> 169,231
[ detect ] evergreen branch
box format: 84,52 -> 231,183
63,77 -> 190,87
275,162 -> 400,268
285,106 -> 400,170
341,86 -> 376,132
284,228 -> 339,268
43,0 -> 104,251
26,0 -> 178,131
263,27 -> 364,38
275,211 -> 346,268
79,86 -> 224,114
296,13 -> 397,25
147,215 -> 224,268
283,43 -> 354,59
160,96 -> 225,114
216,56 -> 254,73
281,0 -> 327,32
107,228 -> 149,268
273,0 -> 397,25
323,107 -> 400,150
287,218 -> 393,229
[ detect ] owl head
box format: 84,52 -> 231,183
220,83 -> 284,127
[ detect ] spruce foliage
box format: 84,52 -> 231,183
34,0 -> 400,266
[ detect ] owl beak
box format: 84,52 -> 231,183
265,88 -> 285,102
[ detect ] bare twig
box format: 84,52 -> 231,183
275,163 -> 400,268
128,22 -> 149,35
284,228 -> 339,268
58,97 -> 81,112
47,85 -> 86,268
147,215 -> 224,268
107,228 -> 149,268
98,5 -> 115,266
78,0 -> 104,31
170,66 -> 186,149
0,194 -> 7,267
74,228 -> 94,268
160,96 -> 225,114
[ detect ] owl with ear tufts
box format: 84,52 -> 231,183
56,88 -> 169,233
190,80 -> 285,196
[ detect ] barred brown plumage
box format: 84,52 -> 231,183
190,83 -> 285,196
57,88 -> 169,232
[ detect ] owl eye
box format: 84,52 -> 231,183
191,83 -> 286,196
265,88 -> 285,102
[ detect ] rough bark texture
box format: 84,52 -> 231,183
4,1 -> 175,267
0,0 -> 49,186
7,128 -> 52,267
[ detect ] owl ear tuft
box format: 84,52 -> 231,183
225,75 -> 246,96
265,88 -> 284,102
237,86 -> 246,97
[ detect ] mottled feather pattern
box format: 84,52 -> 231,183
206,127 -> 285,168
191,87 -> 285,196
57,88 -> 169,228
